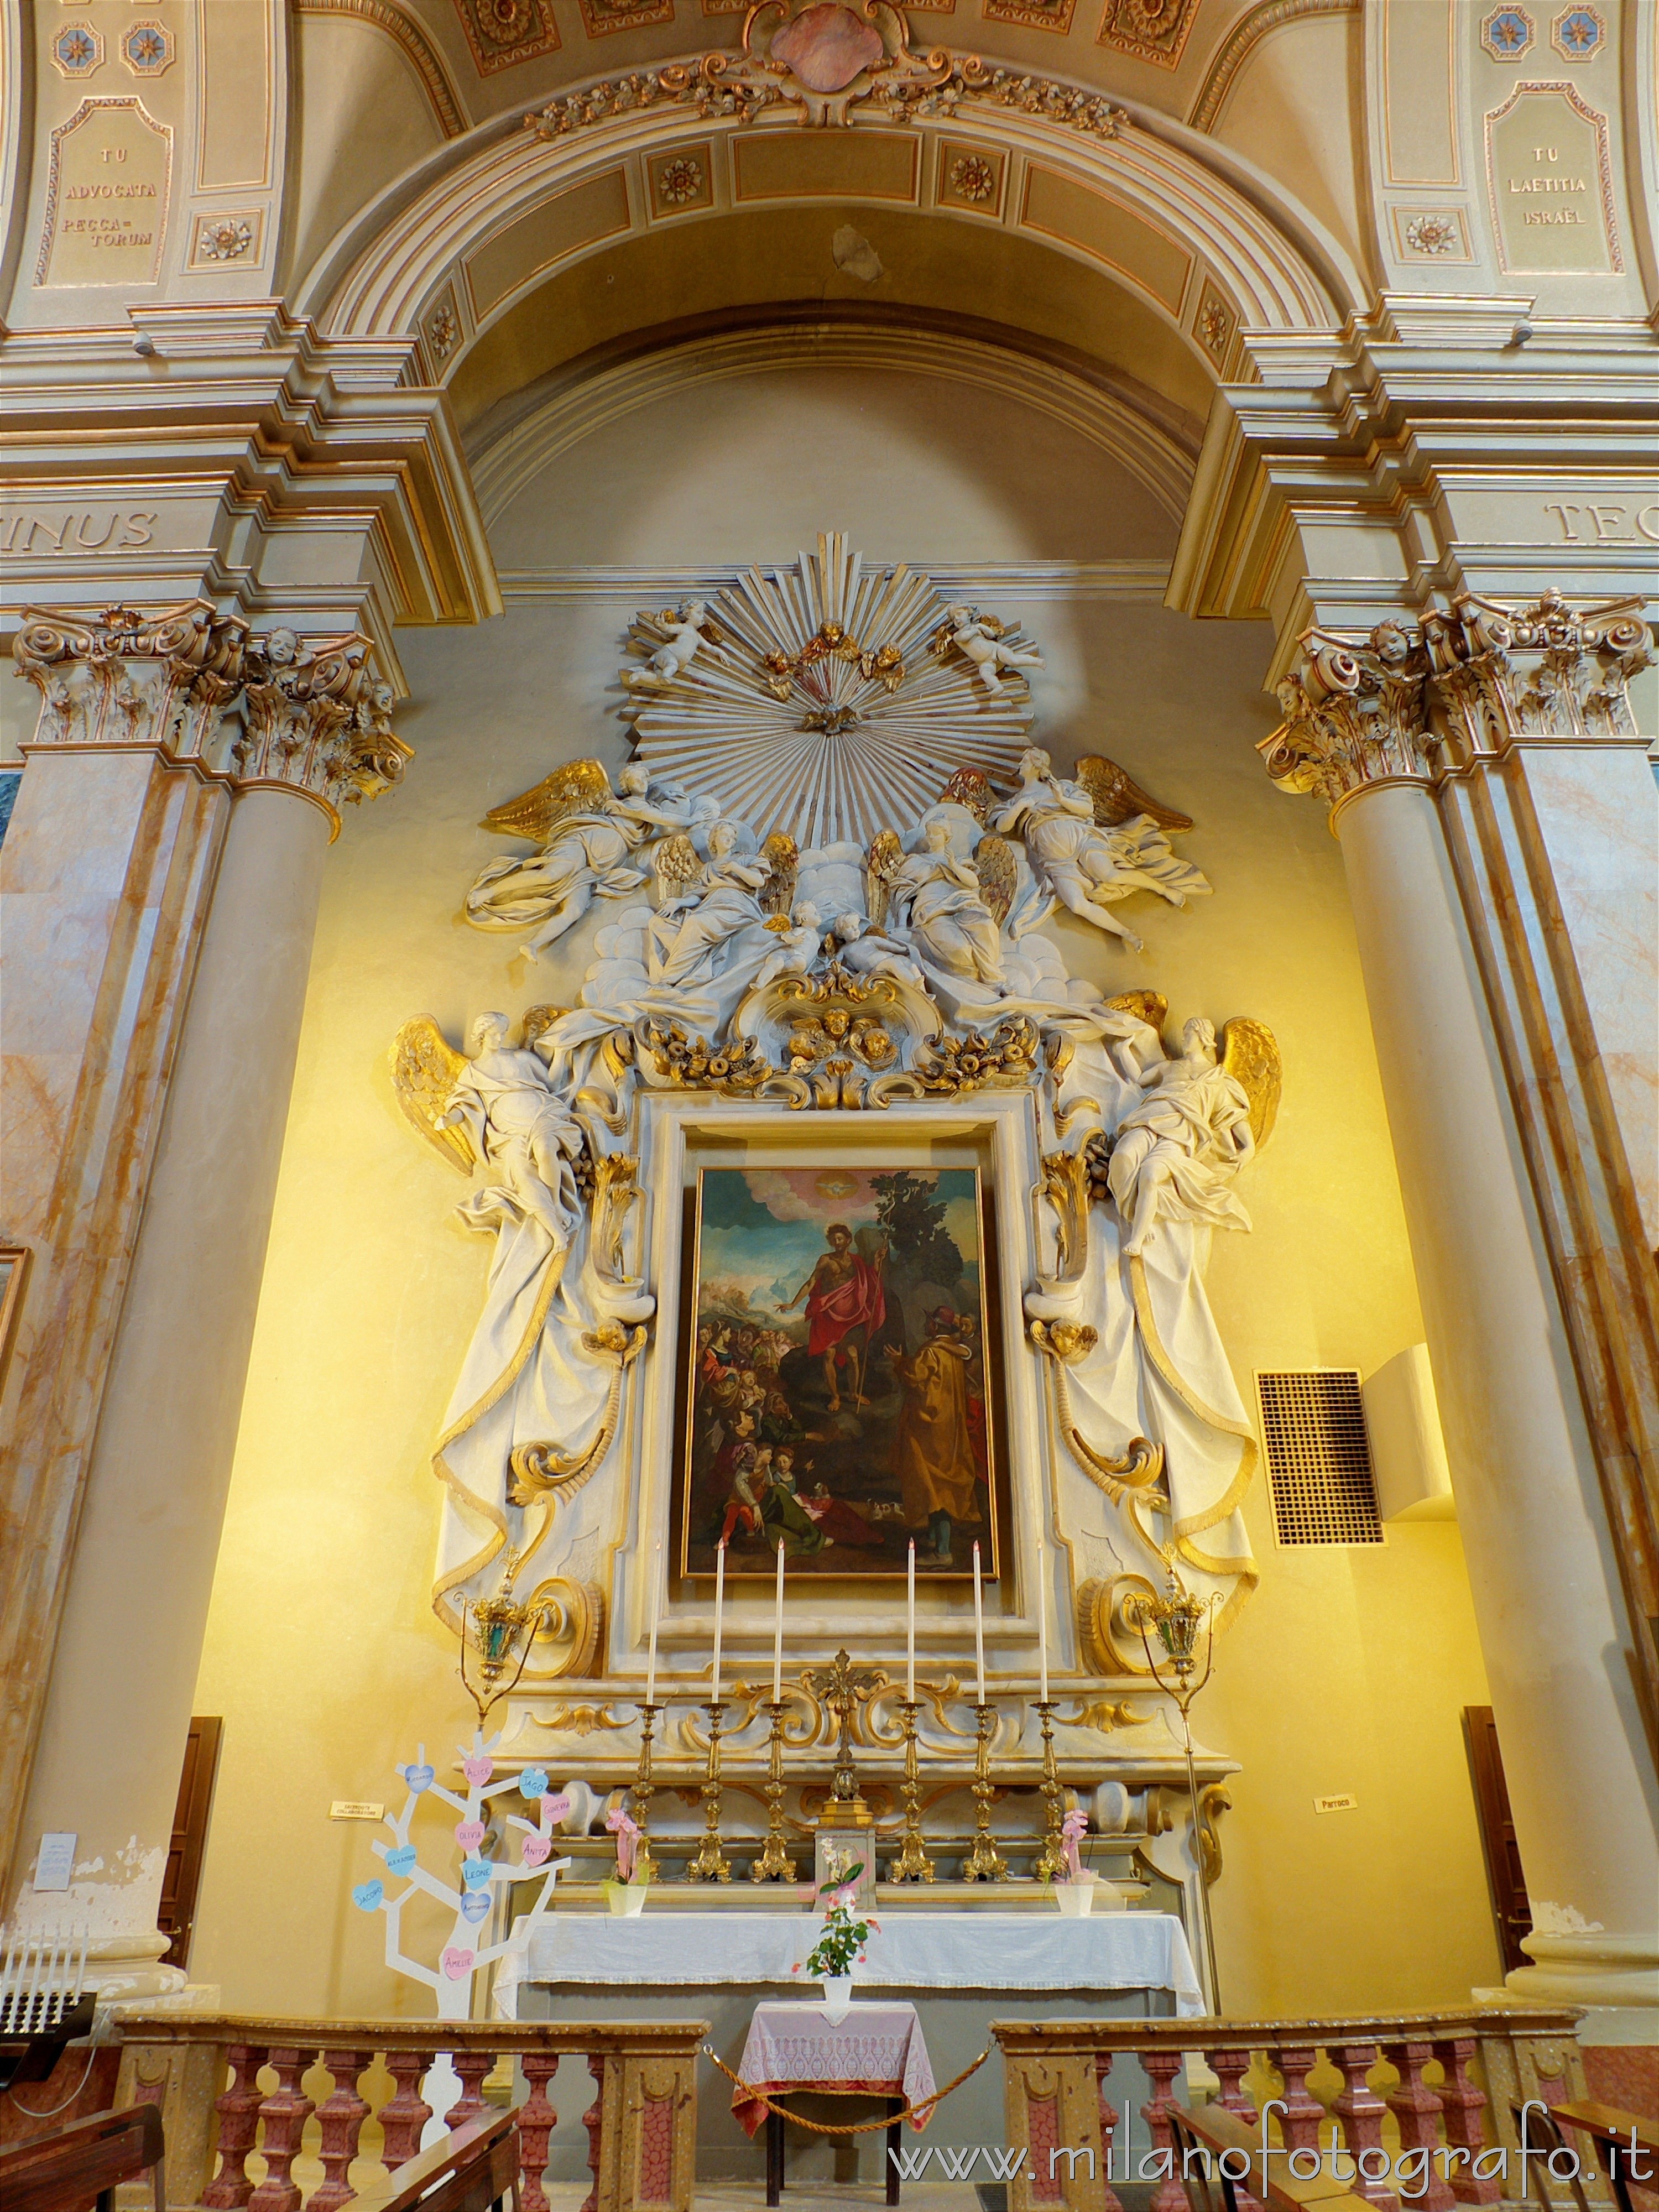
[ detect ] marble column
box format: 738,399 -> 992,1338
1262,613 -> 1659,2036
0,608 -> 408,1992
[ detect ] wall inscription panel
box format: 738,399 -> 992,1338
36,97 -> 171,288
1485,81 -> 1620,273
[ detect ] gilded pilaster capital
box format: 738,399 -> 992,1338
1256,622 -> 1434,808
14,599 -> 248,760
231,631 -> 413,814
12,602 -> 411,827
1421,589 -> 1652,763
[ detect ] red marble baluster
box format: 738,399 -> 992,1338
1274,2045 -> 1330,2176
247,2045 -> 316,2212
202,2043 -> 268,2209
378,2049 -> 436,2168
580,2053 -> 606,2212
518,2052 -> 560,2212
1140,2048 -> 1190,2212
1331,2044 -> 1399,2212
1093,2054 -> 1128,2212
1381,2042 -> 1457,2212
1206,2046 -> 1262,2211
1431,2036 -> 1501,2205
447,2048 -> 494,2132
310,2047 -> 372,2212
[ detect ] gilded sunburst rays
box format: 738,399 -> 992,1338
623,533 -> 1038,849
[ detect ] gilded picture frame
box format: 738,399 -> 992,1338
678,1163 -> 1000,1581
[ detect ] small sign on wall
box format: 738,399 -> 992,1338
330,1801 -> 384,1821
34,1832 -> 77,1890
1313,1793 -> 1358,1815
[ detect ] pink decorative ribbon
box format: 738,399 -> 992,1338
1061,1808 -> 1089,1881
606,1805 -> 641,1883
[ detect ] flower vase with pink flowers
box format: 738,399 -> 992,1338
1054,1809 -> 1102,1915
792,1867 -> 878,2021
603,1804 -> 651,1914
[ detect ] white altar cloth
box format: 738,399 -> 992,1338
519,1911 -> 1204,2016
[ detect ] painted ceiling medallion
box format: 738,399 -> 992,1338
50,22 -> 104,76
1551,6 -> 1604,58
682,0 -> 952,123
120,19 -> 176,76
1480,6 -> 1535,59
622,534 -> 1042,848
1097,0 -> 1200,67
451,0 -> 560,72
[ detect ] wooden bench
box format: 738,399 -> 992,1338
1547,2100 -> 1659,2212
0,2102 -> 165,2212
349,2110 -> 520,2212
1170,2098 -> 1361,2212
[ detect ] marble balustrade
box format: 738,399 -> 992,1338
111,2015 -> 706,2212
994,2006 -> 1606,2212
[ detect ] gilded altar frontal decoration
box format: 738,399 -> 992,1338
682,1166 -> 997,1580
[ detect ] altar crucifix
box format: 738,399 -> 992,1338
804,1648 -> 884,1822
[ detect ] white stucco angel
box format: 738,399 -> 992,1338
438,1011 -> 585,1249
887,819 -> 1006,987
943,604 -> 1044,695
463,759 -> 711,961
752,900 -> 827,991
644,820 -> 774,989
830,910 -> 924,985
1107,1016 -> 1255,1256
623,600 -> 712,691
990,747 -> 1210,952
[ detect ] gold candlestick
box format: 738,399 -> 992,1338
750,1700 -> 796,1882
962,1700 -> 1008,1881
687,1699 -> 732,1882
631,1701 -> 660,1883
1032,1700 -> 1067,1882
888,1698 -> 934,1883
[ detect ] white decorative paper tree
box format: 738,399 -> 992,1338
353,1729 -> 571,2020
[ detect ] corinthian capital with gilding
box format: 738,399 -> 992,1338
13,602 -> 412,831
1256,622 -> 1433,810
14,599 -> 248,761
1421,588 -> 1652,763
232,630 -> 413,821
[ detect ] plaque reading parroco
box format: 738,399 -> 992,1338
1485,81 -> 1620,275
37,96 -> 171,288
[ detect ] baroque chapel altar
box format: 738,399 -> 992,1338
389,534 -> 1278,1959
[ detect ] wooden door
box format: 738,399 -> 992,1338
1463,1704 -> 1532,1975
158,1717 -> 222,1972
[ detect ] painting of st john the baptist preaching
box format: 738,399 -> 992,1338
681,1167 -> 999,1580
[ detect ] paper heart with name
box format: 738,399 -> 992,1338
519,1768 -> 550,1800
386,1844 -> 418,1877
440,1946 -> 476,1981
352,1880 -> 385,1912
401,1762 -> 435,1792
460,1891 -> 492,1923
520,1834 -> 552,1867
462,1856 -> 494,1888
455,1820 -> 486,1851
462,1754 -> 494,1786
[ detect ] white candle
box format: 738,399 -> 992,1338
711,1538 -> 726,1704
76,1925 -> 87,1999
906,1541 -> 916,1704
773,1540 -> 785,1703
1037,1536 -> 1049,1704
972,1541 -> 987,1706
646,1541 -> 661,1707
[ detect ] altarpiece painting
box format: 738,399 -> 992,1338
681,1166 -> 998,1579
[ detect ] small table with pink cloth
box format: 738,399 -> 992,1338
732,1997 -> 936,2205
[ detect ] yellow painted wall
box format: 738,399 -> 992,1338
188,364 -> 1502,2016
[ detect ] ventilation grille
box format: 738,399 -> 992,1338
1256,1369 -> 1384,1545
